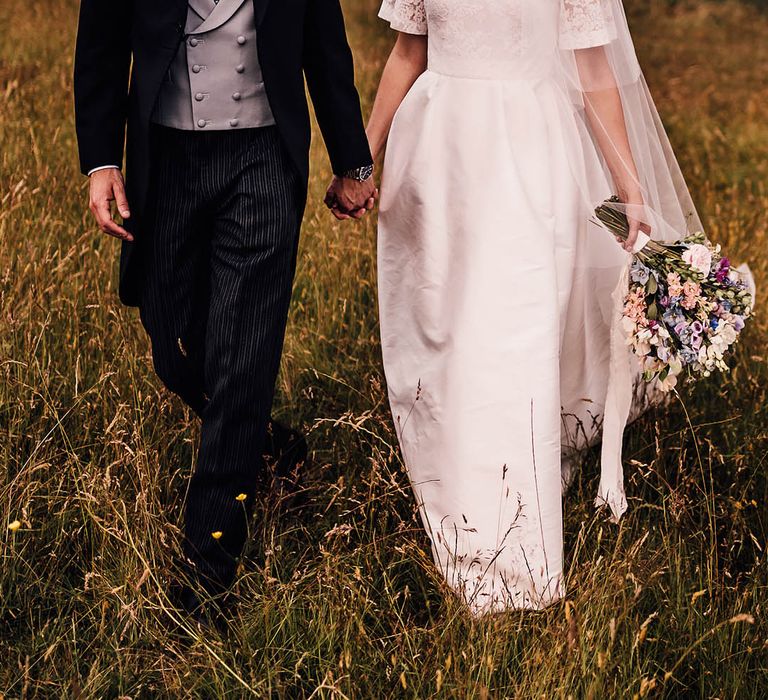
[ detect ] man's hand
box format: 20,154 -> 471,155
324,175 -> 377,221
88,168 -> 133,241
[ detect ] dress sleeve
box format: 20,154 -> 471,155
559,0 -> 618,50
378,0 -> 428,36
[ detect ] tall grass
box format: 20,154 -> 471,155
1,0 -> 766,697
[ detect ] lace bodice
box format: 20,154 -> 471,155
379,0 -> 619,79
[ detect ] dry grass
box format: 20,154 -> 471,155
1,0 -> 766,697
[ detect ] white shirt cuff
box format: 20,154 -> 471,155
87,165 -> 121,176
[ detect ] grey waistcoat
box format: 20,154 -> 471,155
152,0 -> 275,131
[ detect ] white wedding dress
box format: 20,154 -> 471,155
375,0 -> 694,615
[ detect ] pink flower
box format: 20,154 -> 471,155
682,244 -> 713,276
681,280 -> 701,310
667,272 -> 684,298
624,288 -> 647,323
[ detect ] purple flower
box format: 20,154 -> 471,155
675,321 -> 695,346
630,261 -> 651,285
664,308 -> 685,327
715,257 -> 731,282
659,295 -> 670,308
680,347 -> 698,364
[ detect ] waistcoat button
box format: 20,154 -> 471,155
195,92 -> 204,101
236,35 -> 246,45
232,92 -> 241,101
192,64 -> 201,73
235,64 -> 245,73
197,119 -> 206,128
229,118 -> 239,127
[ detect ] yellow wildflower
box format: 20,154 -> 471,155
211,531 -> 223,540
8,520 -> 21,531
235,493 -> 247,501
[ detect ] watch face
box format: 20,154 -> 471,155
345,165 -> 374,181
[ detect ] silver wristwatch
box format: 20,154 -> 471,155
341,164 -> 374,182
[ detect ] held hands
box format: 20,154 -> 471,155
88,168 -> 133,242
324,175 -> 378,221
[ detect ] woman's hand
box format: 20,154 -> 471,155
618,187 -> 651,253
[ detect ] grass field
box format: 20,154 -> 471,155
1,0 -> 767,697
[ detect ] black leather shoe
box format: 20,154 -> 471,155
262,419 -> 308,495
166,582 -> 230,639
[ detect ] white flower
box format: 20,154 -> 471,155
682,244 -> 713,276
707,343 -> 724,360
637,328 -> 653,341
646,356 -> 666,373
658,373 -> 678,392
718,324 -> 738,346
635,339 -> 652,356
621,316 -> 637,335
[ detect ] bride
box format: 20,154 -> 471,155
343,0 -> 707,615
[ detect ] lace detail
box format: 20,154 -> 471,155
428,0 -> 525,65
379,0 -> 428,35
559,0 -> 618,50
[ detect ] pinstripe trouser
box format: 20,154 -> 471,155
138,123 -> 304,595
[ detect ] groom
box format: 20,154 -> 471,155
74,0 -> 375,628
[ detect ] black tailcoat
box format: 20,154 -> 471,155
74,0 -> 372,307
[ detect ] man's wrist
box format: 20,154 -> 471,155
88,165 -> 121,176
340,164 -> 374,182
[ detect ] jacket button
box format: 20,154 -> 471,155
236,35 -> 246,45
229,118 -> 239,127
197,119 -> 206,128
189,37 -> 199,47
232,92 -> 241,101
192,64 -> 201,73
235,64 -> 245,73
195,92 -> 204,101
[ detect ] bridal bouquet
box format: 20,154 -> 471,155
595,197 -> 754,392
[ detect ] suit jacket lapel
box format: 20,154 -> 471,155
189,0 -> 248,34
188,0 -> 216,21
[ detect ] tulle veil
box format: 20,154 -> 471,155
554,0 -> 755,520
